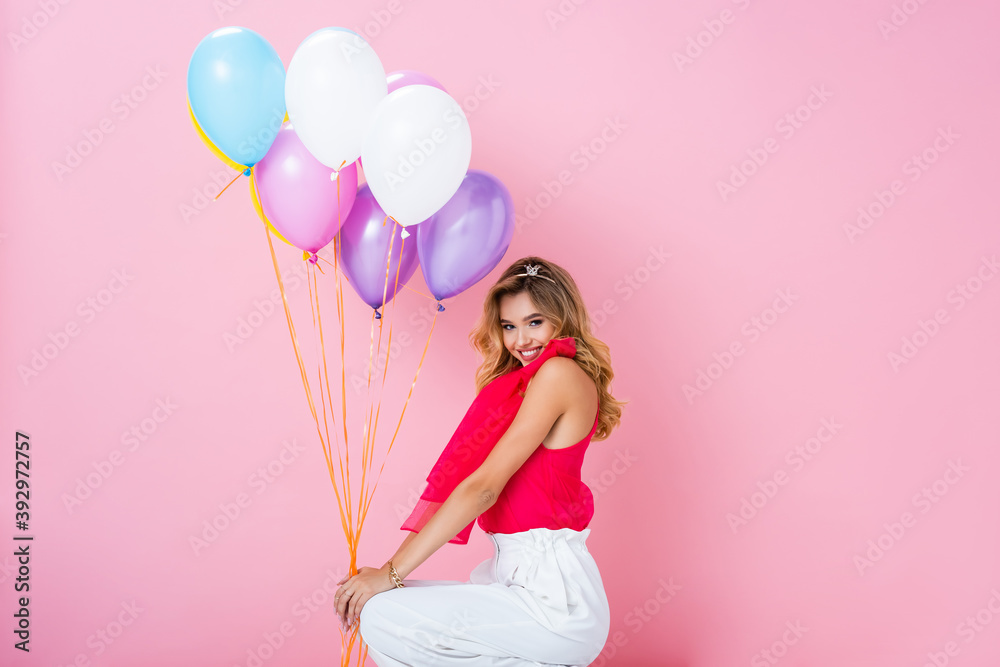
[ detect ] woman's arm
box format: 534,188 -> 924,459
386,358 -> 571,580
383,529 -> 417,568
336,360 -> 571,627
386,478 -> 497,579
337,481 -> 495,628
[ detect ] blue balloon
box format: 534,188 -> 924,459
187,27 -> 286,167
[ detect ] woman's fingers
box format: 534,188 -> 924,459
347,591 -> 358,623
336,587 -> 350,622
347,592 -> 368,625
335,569 -> 381,629
353,594 -> 369,623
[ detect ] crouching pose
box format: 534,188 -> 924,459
334,257 -> 626,667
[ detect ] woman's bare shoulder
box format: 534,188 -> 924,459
530,357 -> 597,403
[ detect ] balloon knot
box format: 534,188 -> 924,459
375,310 -> 382,320
242,168 -> 251,176
437,302 -> 445,312
307,252 -> 319,265
400,228 -> 410,239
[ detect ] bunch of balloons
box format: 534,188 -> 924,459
186,26 -> 515,312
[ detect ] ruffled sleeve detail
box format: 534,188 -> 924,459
400,336 -> 578,545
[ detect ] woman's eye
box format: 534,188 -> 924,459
502,320 -> 542,330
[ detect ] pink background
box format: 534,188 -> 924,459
2,1 -> 999,665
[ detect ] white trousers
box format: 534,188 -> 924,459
359,527 -> 610,667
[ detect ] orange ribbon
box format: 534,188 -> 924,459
257,165 -> 439,665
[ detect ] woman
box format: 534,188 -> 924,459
335,256 -> 626,666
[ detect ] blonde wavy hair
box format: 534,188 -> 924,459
468,256 -> 627,441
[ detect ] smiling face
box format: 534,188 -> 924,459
499,291 -> 558,366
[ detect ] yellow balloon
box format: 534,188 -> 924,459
189,100 -> 294,249
249,167 -> 293,247
187,98 -> 247,172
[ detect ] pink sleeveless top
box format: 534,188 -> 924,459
400,336 -> 599,544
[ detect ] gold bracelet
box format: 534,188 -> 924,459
388,560 -> 405,588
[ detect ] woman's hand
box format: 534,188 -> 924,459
335,564 -> 396,632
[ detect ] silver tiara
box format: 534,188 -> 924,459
514,264 -> 556,283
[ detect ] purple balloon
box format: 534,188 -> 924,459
339,184 -> 419,311
254,123 -> 358,253
416,170 -> 514,302
386,70 -> 446,94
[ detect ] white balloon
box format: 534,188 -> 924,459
361,85 -> 472,228
285,28 -> 387,169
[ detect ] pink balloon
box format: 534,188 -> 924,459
254,123 -> 358,253
386,70 -> 447,94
